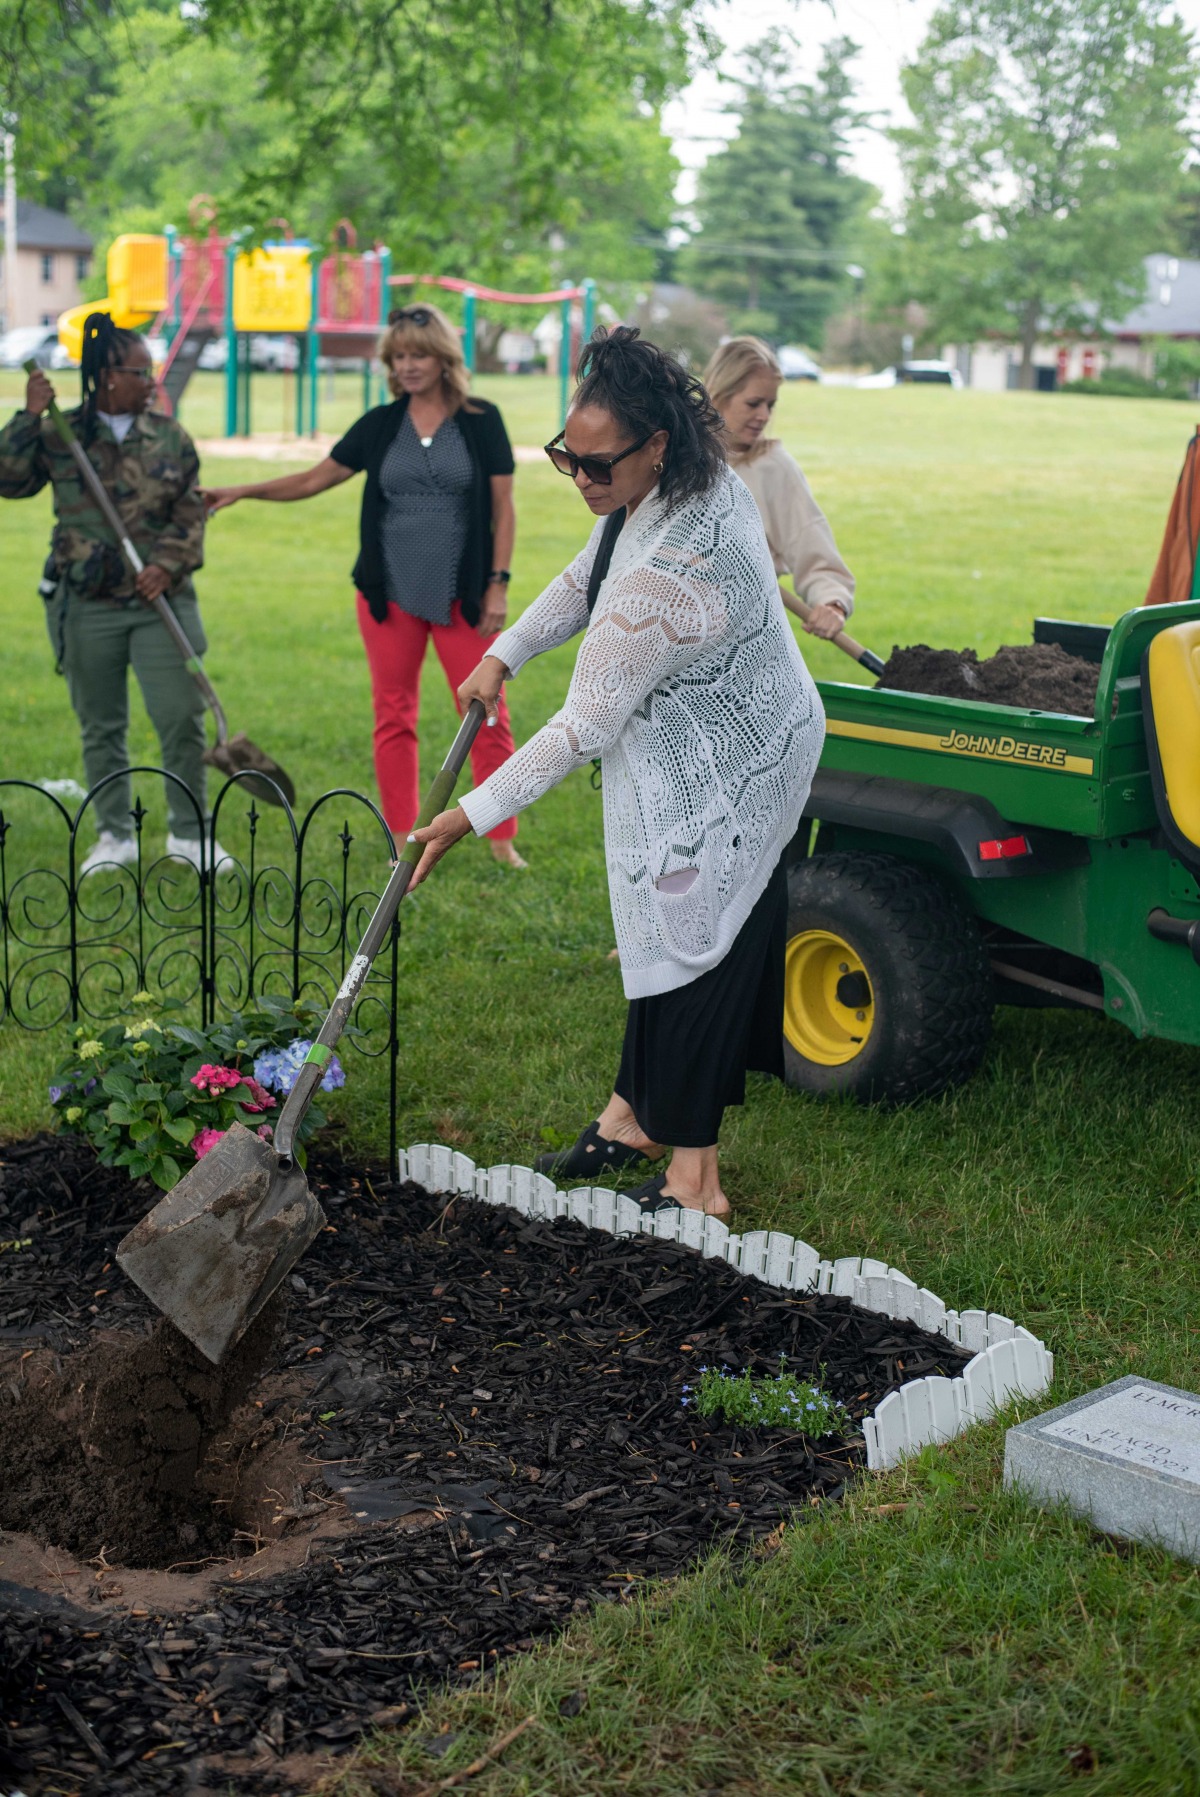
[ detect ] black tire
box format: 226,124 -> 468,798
783,851 -> 993,1105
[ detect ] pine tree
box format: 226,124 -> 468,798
682,36 -> 871,348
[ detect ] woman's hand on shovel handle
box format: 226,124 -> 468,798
802,602 -> 851,641
409,806 -> 473,889
457,654 -> 510,726
135,564 -> 171,603
25,368 -> 54,416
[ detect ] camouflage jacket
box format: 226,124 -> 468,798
0,405 -> 205,603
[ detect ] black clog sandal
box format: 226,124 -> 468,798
623,1173 -> 682,1215
534,1120 -> 654,1180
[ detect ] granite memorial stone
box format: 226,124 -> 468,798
1004,1375 -> 1200,1560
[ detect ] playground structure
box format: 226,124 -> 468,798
161,216 -> 393,435
58,213 -> 596,437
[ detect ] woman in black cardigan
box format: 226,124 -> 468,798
204,303 -> 524,865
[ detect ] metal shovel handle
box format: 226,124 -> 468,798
272,699 -> 487,1161
24,361 -> 229,741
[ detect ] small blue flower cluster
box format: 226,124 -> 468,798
48,1073 -> 97,1105
254,1038 -> 346,1095
681,1359 -> 848,1437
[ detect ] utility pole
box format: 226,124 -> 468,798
2,124 -> 16,334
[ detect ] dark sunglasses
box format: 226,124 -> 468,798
388,306 -> 433,326
544,428 -> 654,486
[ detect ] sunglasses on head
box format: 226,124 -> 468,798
388,306 -> 433,327
544,428 -> 654,486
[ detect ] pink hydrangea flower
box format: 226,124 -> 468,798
192,1126 -> 226,1159
190,1063 -> 243,1096
237,1074 -> 276,1113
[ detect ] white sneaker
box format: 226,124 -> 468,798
79,833 -> 138,877
165,832 -> 233,873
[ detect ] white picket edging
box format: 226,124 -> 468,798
398,1144 -> 1054,1471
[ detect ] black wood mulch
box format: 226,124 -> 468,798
0,1133 -> 968,1796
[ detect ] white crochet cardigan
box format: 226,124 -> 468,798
458,470 -> 826,999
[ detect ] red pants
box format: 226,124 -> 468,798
356,595 -> 518,841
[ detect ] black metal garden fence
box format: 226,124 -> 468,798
0,766 -> 401,1162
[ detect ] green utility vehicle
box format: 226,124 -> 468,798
784,598 -> 1200,1103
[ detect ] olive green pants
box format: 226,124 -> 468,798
51,587 -> 209,840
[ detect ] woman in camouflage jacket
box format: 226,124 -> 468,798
0,315 -> 221,875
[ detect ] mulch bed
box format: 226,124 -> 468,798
879,641 -> 1100,714
0,1133 -> 969,1796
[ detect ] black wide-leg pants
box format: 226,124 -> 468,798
614,856 -> 786,1148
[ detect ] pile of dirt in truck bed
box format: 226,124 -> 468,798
879,641 -> 1100,714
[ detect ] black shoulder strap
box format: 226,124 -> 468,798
586,506 -> 626,616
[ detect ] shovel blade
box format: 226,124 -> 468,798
204,732 -> 297,808
116,1121 -> 325,1364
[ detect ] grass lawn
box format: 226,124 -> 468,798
3,374 -> 1200,1794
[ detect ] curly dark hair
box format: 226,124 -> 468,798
572,325 -> 725,509
80,312 -> 146,443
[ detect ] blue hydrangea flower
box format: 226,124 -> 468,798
253,1047 -> 293,1092
255,1038 -> 345,1095
48,1084 -> 66,1104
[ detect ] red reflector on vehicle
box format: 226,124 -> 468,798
978,835 -> 1031,861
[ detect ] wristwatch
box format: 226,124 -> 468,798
488,570 -> 511,585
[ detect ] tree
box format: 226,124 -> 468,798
4,0 -> 688,298
892,0 -> 1198,388
681,34 -> 872,348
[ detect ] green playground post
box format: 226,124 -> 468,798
558,293 -> 572,427
223,239 -> 238,438
307,255 -> 320,436
238,331 -> 251,436
377,247 -> 392,405
295,332 -> 305,438
163,226 -> 180,350
463,289 -> 476,373
581,277 -> 596,350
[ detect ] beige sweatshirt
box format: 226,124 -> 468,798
731,439 -> 855,618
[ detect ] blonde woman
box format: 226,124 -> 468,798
204,302 -> 524,866
703,337 -> 854,641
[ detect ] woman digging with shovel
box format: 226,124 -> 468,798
702,337 -> 876,670
0,316 -> 231,875
408,327 -> 826,1219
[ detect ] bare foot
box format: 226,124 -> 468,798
595,1094 -> 664,1159
490,841 -> 527,869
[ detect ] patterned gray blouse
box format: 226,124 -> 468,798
378,412 -> 473,624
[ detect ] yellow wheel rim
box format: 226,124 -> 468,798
783,929 -> 874,1066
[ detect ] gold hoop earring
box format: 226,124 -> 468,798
653,460 -> 664,472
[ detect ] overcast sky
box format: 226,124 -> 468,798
665,0 -> 1200,216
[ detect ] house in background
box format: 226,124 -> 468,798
0,200 -> 93,331
942,253 -> 1200,391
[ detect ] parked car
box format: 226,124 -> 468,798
778,345 -> 822,381
197,334 -> 301,374
896,360 -> 963,388
0,324 -> 75,370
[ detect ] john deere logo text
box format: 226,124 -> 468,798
938,730 -> 1068,767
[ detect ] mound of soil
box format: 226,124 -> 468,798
880,641 -> 1100,714
1,1301 -> 285,1566
0,1133 -> 969,1795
